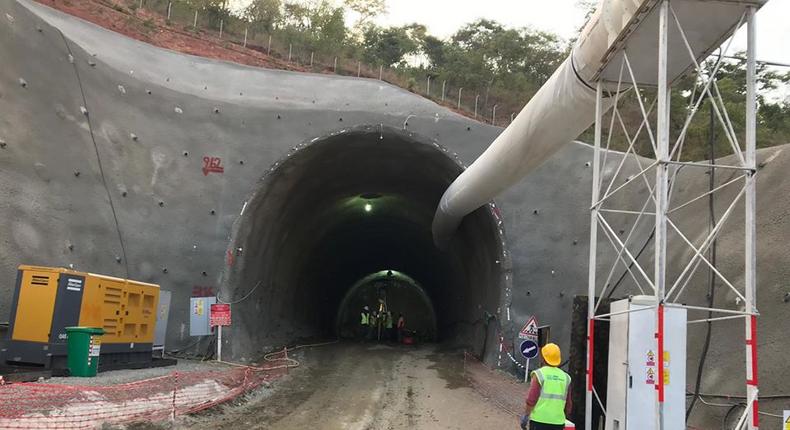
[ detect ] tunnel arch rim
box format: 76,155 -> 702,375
219,124 -> 514,350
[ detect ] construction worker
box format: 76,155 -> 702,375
367,311 -> 378,341
521,343 -> 571,430
359,306 -> 370,340
385,311 -> 394,341
396,313 -> 406,343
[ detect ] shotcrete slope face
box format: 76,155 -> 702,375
224,127 -> 505,354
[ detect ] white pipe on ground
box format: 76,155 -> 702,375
432,0 -> 641,247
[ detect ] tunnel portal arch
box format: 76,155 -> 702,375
220,125 -> 512,359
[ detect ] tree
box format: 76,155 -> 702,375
245,0 -> 282,34
362,25 -> 420,66
345,0 -> 386,31
280,0 -> 347,52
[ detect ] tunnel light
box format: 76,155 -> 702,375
364,203 -> 373,212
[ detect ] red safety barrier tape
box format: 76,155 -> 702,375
0,350 -> 291,429
587,319 -> 594,392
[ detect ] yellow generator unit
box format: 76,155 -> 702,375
5,265 -> 160,369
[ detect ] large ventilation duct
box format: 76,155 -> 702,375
432,0 -> 765,246
432,0 -> 642,246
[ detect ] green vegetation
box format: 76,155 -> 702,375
148,0 -> 789,160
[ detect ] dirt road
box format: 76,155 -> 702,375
185,343 -> 520,430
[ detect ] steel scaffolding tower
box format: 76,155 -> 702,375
585,1 -> 760,429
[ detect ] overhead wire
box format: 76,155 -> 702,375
57,29 -> 130,279
216,280 -> 263,304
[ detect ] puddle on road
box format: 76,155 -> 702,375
426,351 -> 471,390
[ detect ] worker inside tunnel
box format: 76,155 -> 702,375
335,270 -> 439,341
221,125 -> 509,358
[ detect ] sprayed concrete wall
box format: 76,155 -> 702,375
1,1 -> 789,427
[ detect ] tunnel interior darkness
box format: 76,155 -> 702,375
222,125 -> 508,357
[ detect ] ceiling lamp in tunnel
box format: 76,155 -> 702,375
364,203 -> 373,213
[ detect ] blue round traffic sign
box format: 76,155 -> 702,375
520,339 -> 539,359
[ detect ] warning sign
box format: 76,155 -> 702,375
519,316 -> 539,340
783,410 -> 789,430
646,350 -> 656,366
194,299 -> 205,316
646,367 -> 656,385
210,304 -> 231,327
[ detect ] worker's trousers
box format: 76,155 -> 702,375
529,421 -> 564,430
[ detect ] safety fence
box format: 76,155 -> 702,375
0,349 -> 291,429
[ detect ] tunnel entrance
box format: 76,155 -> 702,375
336,270 -> 438,341
222,125 -> 509,358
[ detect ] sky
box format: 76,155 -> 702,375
230,0 -> 790,66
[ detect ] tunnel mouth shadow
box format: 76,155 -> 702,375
221,125 -> 512,359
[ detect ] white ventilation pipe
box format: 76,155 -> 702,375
433,0 -> 643,247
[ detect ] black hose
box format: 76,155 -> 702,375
687,99 -> 718,421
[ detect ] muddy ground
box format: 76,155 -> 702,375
127,342 -> 521,429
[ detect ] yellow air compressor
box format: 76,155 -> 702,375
5,265 -> 160,370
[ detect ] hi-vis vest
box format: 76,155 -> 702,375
531,366 -> 571,425
360,312 -> 369,325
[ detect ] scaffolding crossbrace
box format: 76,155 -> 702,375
585,1 -> 760,429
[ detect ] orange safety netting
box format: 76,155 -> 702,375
0,350 -> 291,429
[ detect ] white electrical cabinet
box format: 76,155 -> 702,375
605,296 -> 686,430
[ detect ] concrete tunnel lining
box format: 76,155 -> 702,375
221,125 -> 510,357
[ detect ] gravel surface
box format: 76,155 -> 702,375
183,342 -> 520,430
45,359 -> 230,386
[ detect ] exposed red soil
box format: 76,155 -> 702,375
35,0 -> 305,72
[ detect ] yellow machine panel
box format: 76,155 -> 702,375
10,267 -> 62,343
79,274 -> 159,344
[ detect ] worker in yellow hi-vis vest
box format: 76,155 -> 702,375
521,343 -> 572,430
359,306 -> 370,340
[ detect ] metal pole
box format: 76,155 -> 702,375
193,10 -> 197,27
167,1 -> 172,20
379,65 -> 383,80
474,94 -> 479,118
217,325 -> 222,362
524,358 -> 530,383
243,27 -> 248,47
357,61 -> 361,77
441,80 -> 446,101
457,88 -> 463,110
219,20 -> 223,39
267,35 -> 272,55
139,0 -> 143,10
492,104 -> 498,125
288,44 -> 292,62
427,76 -> 431,96
586,80 -> 603,430
654,2 -> 670,429
744,6 -> 759,430
334,57 -> 338,73
310,52 -> 314,67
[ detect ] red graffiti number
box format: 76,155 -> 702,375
192,286 -> 215,297
202,157 -> 224,176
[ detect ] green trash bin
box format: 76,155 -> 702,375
65,327 -> 104,377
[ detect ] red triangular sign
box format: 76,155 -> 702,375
520,316 -> 539,337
